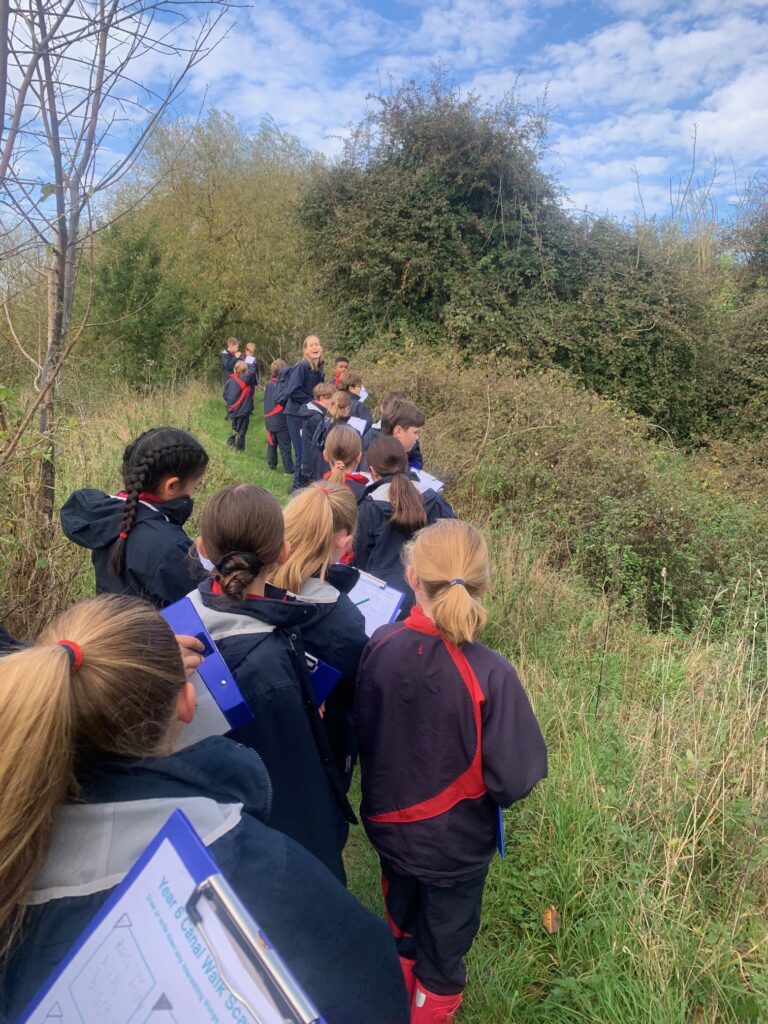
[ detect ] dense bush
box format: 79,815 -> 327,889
356,346 -> 768,632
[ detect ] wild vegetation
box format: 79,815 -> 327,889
2,74 -> 768,1024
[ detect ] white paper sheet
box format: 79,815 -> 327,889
23,839 -> 285,1024
347,416 -> 367,436
348,572 -> 405,635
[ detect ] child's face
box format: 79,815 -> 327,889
318,395 -> 334,409
157,471 -> 206,501
394,425 -> 420,452
349,384 -> 362,396
228,342 -> 238,354
335,360 -> 349,374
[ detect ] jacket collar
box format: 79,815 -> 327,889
197,577 -> 314,629
115,492 -> 194,527
404,604 -> 442,636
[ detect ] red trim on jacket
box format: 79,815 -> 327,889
116,490 -> 166,503
228,374 -> 251,413
210,579 -> 267,600
367,607 -> 486,824
322,470 -> 369,486
264,403 -> 285,417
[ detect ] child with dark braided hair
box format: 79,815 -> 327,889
61,427 -> 209,608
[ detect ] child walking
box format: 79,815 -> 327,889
60,426 -> 208,607
356,519 -> 548,1021
224,359 -> 255,451
355,436 -> 455,614
0,595 -> 409,1024
194,484 -> 355,883
264,357 -> 294,474
271,482 -> 368,789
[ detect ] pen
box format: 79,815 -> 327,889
355,598 -> 370,607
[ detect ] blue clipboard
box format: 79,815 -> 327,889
306,653 -> 342,706
161,596 -> 253,730
496,806 -> 506,859
20,810 -> 326,1024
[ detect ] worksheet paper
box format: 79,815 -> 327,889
414,469 -> 445,492
347,416 -> 368,436
348,574 -> 405,636
21,838 -> 287,1024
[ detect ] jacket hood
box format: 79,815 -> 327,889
60,489 -> 193,549
365,472 -> 439,504
29,738 -> 270,904
197,577 -> 315,630
299,401 -> 324,420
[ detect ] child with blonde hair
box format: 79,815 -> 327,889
271,482 -> 368,788
356,519 -> 547,1022
323,424 -> 368,502
0,595 -> 409,1024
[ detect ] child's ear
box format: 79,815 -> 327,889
405,564 -> 419,591
275,539 -> 291,565
196,536 -> 208,560
157,476 -> 180,500
176,681 -> 196,724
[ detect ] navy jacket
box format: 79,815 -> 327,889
264,376 -> 287,431
357,606 -> 547,883
306,414 -> 354,483
191,580 -> 355,883
224,372 -> 254,417
290,565 -> 368,786
349,396 -> 373,430
353,474 -> 456,615
0,623 -> 22,651
220,349 -> 238,388
0,738 -> 409,1024
296,401 -> 327,480
60,489 -> 200,608
284,360 -> 324,415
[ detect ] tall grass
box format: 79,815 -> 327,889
1,379 -> 766,1021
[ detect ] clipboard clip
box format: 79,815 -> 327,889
357,570 -> 388,589
186,875 -> 323,1024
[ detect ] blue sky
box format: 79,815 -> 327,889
173,0 -> 768,221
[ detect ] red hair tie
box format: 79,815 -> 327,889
318,486 -> 330,496
57,640 -> 84,673
119,531 -> 129,539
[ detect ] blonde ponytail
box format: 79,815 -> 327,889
0,595 -> 185,953
271,483 -> 358,593
405,519 -> 489,647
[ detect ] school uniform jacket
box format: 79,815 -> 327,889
190,579 -> 355,883
264,376 -> 288,432
60,489 -> 199,608
349,396 -> 373,429
219,349 -> 238,387
356,606 -> 548,883
223,372 -> 254,417
0,738 -> 409,1024
283,360 -> 324,416
289,566 -> 368,784
353,474 -> 456,613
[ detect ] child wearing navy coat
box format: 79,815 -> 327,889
354,437 -> 455,615
0,594 -> 409,1024
382,398 -> 426,471
219,336 -> 241,388
296,382 -> 335,488
304,390 -> 353,484
337,369 -> 373,430
264,358 -> 294,474
224,359 -> 255,451
271,482 -> 368,790
323,424 -> 369,503
283,335 -> 325,489
356,519 -> 548,1021
60,427 -> 209,608
195,484 -> 355,883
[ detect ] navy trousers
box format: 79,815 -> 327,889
380,858 -> 487,995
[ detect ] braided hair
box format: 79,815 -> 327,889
110,427 -> 209,578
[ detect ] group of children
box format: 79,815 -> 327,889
0,342 -> 548,1024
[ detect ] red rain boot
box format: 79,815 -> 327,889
410,984 -> 463,1023
399,957 -> 416,1000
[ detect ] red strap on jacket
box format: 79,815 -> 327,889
228,374 -> 251,413
368,607 -> 487,824
264,403 -> 285,417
